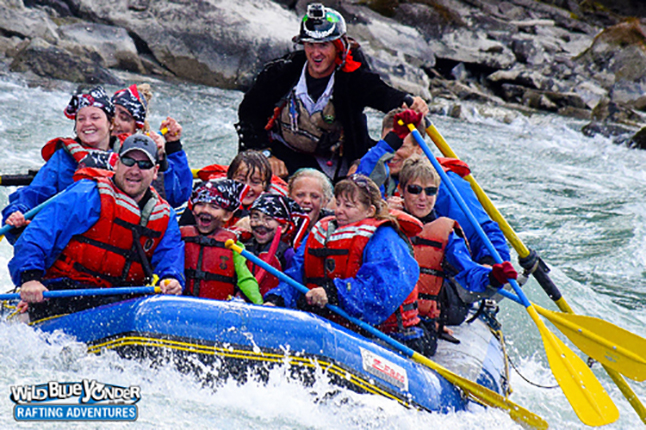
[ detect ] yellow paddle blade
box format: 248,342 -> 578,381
412,352 -> 549,430
528,307 -> 619,426
535,304 -> 646,382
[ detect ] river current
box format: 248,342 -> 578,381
0,72 -> 644,429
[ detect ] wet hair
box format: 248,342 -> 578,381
288,168 -> 334,204
228,150 -> 272,191
381,108 -> 425,138
398,155 -> 440,189
334,174 -> 398,226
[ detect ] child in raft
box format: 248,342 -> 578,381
183,150 -> 287,228
244,194 -> 309,296
181,178 -> 262,304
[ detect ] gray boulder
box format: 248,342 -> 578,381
10,37 -> 122,84
58,22 -> 145,73
74,0 -> 299,89
0,0 -> 59,43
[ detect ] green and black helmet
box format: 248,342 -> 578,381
293,3 -> 346,44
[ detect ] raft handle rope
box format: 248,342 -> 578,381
506,351 -> 559,390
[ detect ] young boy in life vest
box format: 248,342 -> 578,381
244,194 -> 309,296
181,179 -> 262,304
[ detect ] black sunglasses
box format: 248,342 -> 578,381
406,184 -> 438,196
121,156 -> 155,170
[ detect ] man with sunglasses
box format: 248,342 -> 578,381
9,134 -> 185,321
356,108 -> 510,266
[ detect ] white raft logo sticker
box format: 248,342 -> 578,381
360,348 -> 409,390
10,380 -> 140,421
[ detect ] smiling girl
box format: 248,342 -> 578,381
2,86 -> 118,243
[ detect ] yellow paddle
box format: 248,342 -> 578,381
405,122 -> 618,426
425,119 -> 646,423
225,239 -> 548,429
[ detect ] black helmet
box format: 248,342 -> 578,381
293,3 -> 346,44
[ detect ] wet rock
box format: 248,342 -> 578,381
500,83 -> 587,112
58,23 -> 144,73
346,7 -> 434,99
74,0 -> 299,89
576,19 -> 646,107
591,98 -> 644,125
572,81 -> 608,110
627,127 -> 646,149
488,68 -> 554,91
10,37 -> 122,85
557,106 -> 591,120
510,36 -> 546,65
24,0 -> 75,17
581,121 -> 635,139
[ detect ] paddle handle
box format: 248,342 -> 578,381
0,173 -> 36,187
225,240 -> 418,356
0,286 -> 161,301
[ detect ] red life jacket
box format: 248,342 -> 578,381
411,217 -> 461,320
303,215 -> 420,333
42,137 -> 118,170
46,177 -> 170,288
438,157 -> 471,178
181,226 -> 237,300
245,240 -> 290,297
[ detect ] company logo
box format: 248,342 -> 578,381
10,380 -> 140,421
360,348 -> 409,390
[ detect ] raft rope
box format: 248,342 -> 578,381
506,352 -> 559,389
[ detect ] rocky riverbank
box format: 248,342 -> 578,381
2,0 -> 646,145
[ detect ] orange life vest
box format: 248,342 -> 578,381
181,226 -> 237,300
42,137 -> 118,170
303,215 -> 421,332
46,177 -> 170,288
410,217 -> 459,320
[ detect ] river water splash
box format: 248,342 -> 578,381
0,72 -> 644,429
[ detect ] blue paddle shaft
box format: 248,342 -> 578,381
0,190 -> 64,237
233,245 -> 418,359
408,127 -> 531,308
0,286 -> 159,301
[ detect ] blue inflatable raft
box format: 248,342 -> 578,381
31,295 -> 509,414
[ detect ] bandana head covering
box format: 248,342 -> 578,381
64,86 -> 114,120
112,84 -> 148,129
251,194 -> 310,248
189,178 -> 249,212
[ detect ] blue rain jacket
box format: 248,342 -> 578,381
266,225 -> 419,326
9,179 -> 185,288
